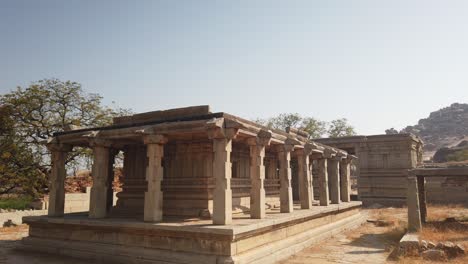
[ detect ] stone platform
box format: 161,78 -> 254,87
21,202 -> 364,264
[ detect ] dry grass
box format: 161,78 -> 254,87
396,204 -> 467,263
364,205 -> 468,263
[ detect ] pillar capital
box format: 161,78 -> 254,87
206,118 -> 239,140
323,148 -> 337,159
347,154 -> 358,163
247,129 -> 272,146
46,139 -> 72,153
335,150 -> 348,160
275,137 -> 299,153
143,134 -> 168,145
297,142 -> 317,156
207,127 -> 239,140
89,138 -> 113,148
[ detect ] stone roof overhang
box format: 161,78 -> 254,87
51,112 -> 299,147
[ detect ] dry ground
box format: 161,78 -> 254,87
0,205 -> 467,264
396,205 -> 468,264
281,205 -> 467,264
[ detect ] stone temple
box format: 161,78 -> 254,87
22,105 -> 363,264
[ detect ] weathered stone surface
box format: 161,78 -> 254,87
22,202 -> 364,264
113,105 -> 212,125
328,158 -> 340,204
407,177 -> 422,232
277,144 -> 294,213
143,137 -> 166,222
316,134 -> 423,206
436,241 -> 465,258
421,249 -> 447,261
399,233 -> 420,256
420,240 -> 428,251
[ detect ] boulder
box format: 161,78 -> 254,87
427,241 -> 436,249
421,249 -> 447,261
436,241 -> 465,258
420,240 -> 428,251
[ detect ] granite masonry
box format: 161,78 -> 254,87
21,106 -> 363,264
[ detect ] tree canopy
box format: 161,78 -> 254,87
327,118 -> 356,138
0,79 -> 130,197
255,113 -> 356,139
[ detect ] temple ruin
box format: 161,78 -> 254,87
22,106 -> 363,264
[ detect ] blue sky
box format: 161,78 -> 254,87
1,0 -> 467,135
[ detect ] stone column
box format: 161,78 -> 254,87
247,131 -> 271,219
328,157 -> 341,204
143,135 -> 167,222
208,127 -> 237,225
417,176 -> 427,223
47,142 -> 72,217
407,176 -> 422,232
340,157 -> 352,202
89,139 -> 112,219
277,143 -> 294,213
317,158 -> 329,206
296,145 -> 313,209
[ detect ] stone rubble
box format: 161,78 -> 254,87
421,249 -> 447,261
398,235 -> 466,261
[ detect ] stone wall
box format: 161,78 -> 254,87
425,176 -> 468,204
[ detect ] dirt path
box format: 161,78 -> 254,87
280,209 -> 407,264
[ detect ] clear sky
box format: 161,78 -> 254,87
1,0 -> 467,135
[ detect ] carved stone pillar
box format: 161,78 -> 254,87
317,158 -> 329,206
296,144 -> 314,209
47,142 -> 72,217
340,157 -> 352,202
208,124 -> 238,225
89,139 -> 112,219
143,135 -> 167,222
277,143 -> 294,213
328,157 -> 341,204
247,130 -> 271,219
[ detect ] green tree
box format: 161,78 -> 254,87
0,106 -> 47,196
327,118 -> 356,138
300,117 -> 327,139
0,78 -> 130,197
255,113 -> 327,139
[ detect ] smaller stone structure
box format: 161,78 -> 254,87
406,167 -> 468,232
316,134 -> 424,206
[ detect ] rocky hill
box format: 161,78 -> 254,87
389,103 -> 468,159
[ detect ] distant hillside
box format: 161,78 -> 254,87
388,103 -> 468,159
